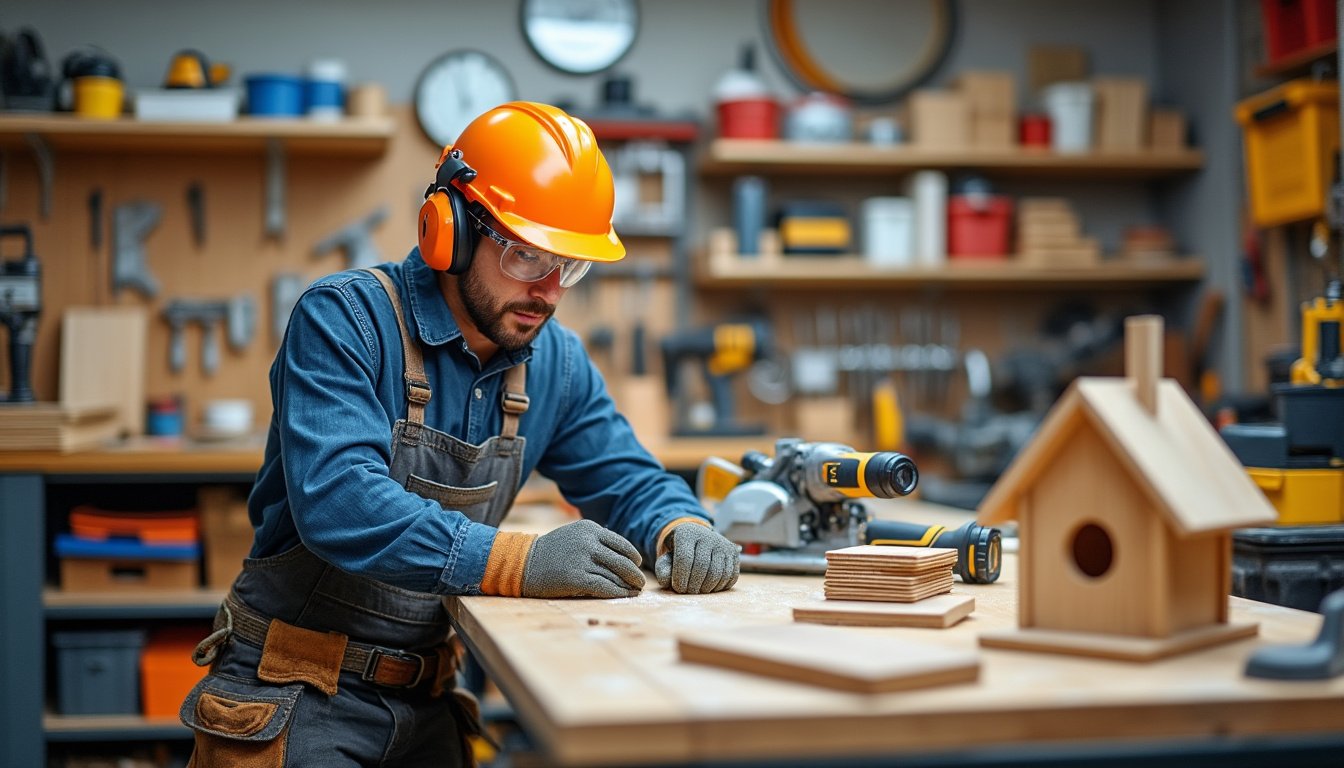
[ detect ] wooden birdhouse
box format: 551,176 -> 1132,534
976,315 -> 1278,660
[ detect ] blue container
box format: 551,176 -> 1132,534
304,79 -> 344,116
53,629 -> 146,715
246,74 -> 304,117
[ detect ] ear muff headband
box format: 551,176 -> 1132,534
417,149 -> 479,273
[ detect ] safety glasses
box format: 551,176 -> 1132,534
471,214 -> 592,288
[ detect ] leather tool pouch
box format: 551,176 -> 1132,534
257,619 -> 347,696
180,679 -> 303,768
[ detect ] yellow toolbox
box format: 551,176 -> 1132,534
1248,466 -> 1344,525
1235,79 -> 1339,228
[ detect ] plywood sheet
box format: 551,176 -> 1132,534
60,305 -> 148,437
677,623 -> 980,694
793,594 -> 975,628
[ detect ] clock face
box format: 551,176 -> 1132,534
521,0 -> 639,75
414,50 -> 516,146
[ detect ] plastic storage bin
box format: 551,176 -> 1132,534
1260,0 -> 1337,64
246,74 -> 305,117
141,626 -> 209,717
1232,525 -> 1344,612
947,195 -> 1013,258
1235,79 -> 1339,228
53,629 -> 146,715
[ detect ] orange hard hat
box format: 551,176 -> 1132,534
450,102 -> 624,263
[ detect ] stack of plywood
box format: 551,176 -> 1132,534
822,545 -> 957,602
1016,197 -> 1100,267
0,402 -> 119,452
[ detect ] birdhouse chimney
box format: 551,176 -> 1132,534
1125,315 -> 1163,415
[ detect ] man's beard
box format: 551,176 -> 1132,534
458,267 -> 555,351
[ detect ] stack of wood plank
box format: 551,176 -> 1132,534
1016,197 -> 1100,267
822,545 -> 957,603
0,402 -> 119,452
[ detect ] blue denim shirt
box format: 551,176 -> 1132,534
247,248 -> 709,595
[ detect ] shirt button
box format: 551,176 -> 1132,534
474,388 -> 483,399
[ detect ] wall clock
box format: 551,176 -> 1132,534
414,49 -> 516,146
521,0 -> 639,75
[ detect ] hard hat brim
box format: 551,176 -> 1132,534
496,211 -> 626,263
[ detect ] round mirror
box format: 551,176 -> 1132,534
764,0 -> 958,105
521,0 -> 639,75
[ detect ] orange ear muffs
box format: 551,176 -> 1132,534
418,148 -> 478,273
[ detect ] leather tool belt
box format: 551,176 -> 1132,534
193,593 -> 456,694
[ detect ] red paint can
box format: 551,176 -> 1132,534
1019,113 -> 1051,147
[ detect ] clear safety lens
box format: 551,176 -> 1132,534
473,213 -> 592,288
500,245 -> 592,288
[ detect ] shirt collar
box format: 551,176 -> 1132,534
402,248 -> 533,365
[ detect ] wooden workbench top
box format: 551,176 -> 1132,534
448,502 -> 1343,766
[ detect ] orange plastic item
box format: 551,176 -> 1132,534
141,626 -> 209,718
450,102 -> 625,263
69,506 -> 199,545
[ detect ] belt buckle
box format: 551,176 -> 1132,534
363,647 -> 426,689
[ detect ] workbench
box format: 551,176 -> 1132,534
449,500 -> 1344,767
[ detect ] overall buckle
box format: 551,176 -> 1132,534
363,647 -> 427,689
501,391 -> 530,414
406,380 -> 432,406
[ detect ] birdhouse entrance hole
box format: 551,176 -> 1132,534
1070,522 -> 1114,578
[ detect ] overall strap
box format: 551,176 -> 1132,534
364,269 -> 431,426
500,363 -> 529,439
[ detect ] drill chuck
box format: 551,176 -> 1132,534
863,452 -> 919,498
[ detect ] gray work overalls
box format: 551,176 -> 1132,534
181,268 -> 528,767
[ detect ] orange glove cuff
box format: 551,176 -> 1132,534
481,531 -> 538,597
655,517 -> 712,557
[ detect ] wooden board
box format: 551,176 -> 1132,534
678,623 -> 980,694
445,500 -> 1344,767
823,575 -> 954,603
825,545 -> 958,568
979,621 -> 1260,662
61,305 -> 148,437
793,594 -> 975,629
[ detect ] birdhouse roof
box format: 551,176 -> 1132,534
978,377 -> 1278,536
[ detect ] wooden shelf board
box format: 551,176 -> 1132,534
0,436 -> 263,474
44,714 -> 191,742
0,113 -> 394,155
44,587 -> 226,609
1254,41 -> 1339,78
696,254 -> 1205,291
700,139 -> 1204,179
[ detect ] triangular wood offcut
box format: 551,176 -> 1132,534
677,623 -> 980,694
794,594 -> 975,629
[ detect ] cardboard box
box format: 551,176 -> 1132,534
908,90 -> 970,149
1028,45 -> 1089,97
956,70 -> 1016,115
199,486 -> 254,590
1149,109 -> 1187,151
973,113 -> 1016,148
1093,77 -> 1149,150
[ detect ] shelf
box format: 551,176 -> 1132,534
699,139 -> 1204,179
44,588 -> 225,619
696,253 -> 1206,291
0,113 -> 394,156
1255,41 -> 1338,78
0,436 -> 263,475
45,714 -> 191,742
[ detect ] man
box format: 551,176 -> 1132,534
181,102 -> 739,767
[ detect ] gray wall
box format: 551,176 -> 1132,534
6,0 -> 1244,382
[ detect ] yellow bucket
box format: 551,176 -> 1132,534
74,76 -> 124,119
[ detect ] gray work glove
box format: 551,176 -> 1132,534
521,519 -> 645,599
655,523 -> 740,594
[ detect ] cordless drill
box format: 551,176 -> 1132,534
702,438 -> 1002,583
0,224 -> 41,403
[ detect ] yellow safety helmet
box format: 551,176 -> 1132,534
418,101 -> 625,273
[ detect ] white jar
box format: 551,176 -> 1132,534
862,197 -> 914,268
905,171 -> 948,266
1041,81 -> 1095,153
